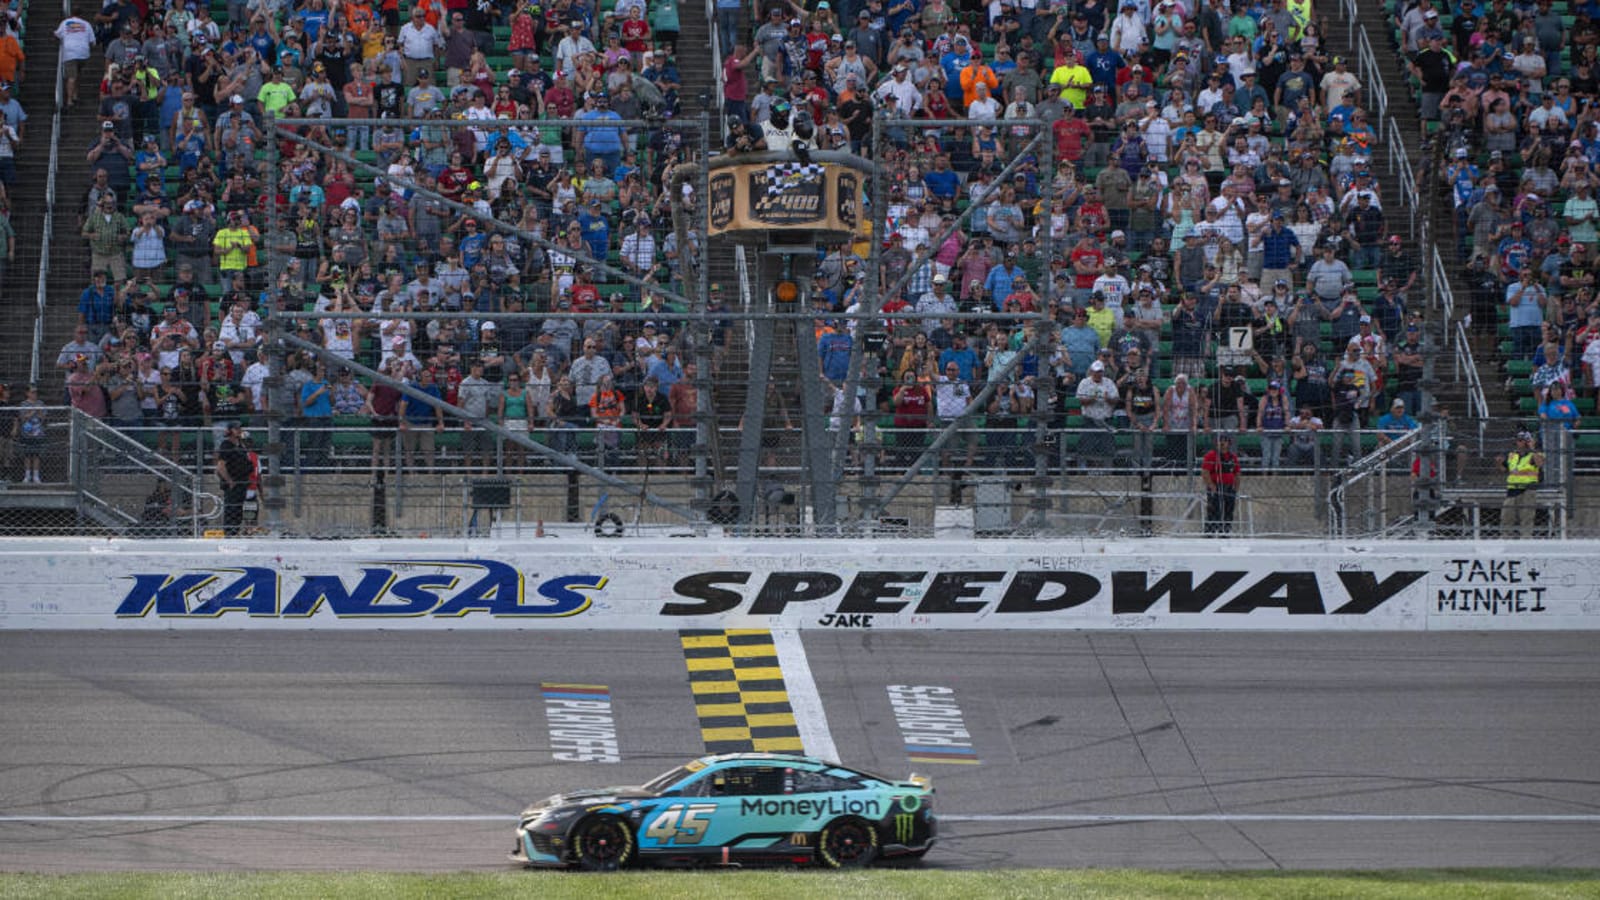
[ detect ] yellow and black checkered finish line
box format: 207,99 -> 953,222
679,629 -> 804,754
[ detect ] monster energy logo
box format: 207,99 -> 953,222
894,813 -> 915,843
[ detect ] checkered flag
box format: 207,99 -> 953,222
766,162 -> 824,196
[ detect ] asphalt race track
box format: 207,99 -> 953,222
2,631 -> 1597,871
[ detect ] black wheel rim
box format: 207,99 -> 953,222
825,821 -> 872,865
581,819 -> 626,865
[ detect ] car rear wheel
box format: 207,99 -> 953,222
817,816 -> 878,869
571,814 -> 635,871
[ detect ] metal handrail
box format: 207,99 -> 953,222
29,0 -> 67,384
735,242 -> 755,349
1356,25 -> 1387,124
1389,117 -> 1418,240
707,0 -> 725,144
1454,320 -> 1491,420
1326,424 -> 1428,537
72,416 -> 222,511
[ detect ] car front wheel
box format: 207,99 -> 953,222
571,814 -> 635,871
817,816 -> 879,869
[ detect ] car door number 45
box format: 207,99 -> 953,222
644,803 -> 717,845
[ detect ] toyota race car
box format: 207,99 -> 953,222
512,753 -> 936,869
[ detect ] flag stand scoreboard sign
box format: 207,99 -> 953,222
707,163 -> 861,237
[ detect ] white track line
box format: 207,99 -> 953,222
769,627 -> 839,763
2,814 -> 1598,824
944,814 -> 1600,823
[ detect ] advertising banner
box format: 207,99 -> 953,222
0,539 -> 1594,630
706,164 -> 862,236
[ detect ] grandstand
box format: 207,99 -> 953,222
0,0 -> 1585,539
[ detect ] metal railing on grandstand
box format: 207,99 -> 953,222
19,408 -> 1583,539
0,407 -> 220,535
29,0 -> 66,385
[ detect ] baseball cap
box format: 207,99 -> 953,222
1089,360 -> 1105,371
213,340 -> 227,351
1392,399 -> 1405,408
481,321 -> 496,331
1359,315 -> 1372,323
932,273 -> 948,283
1517,430 -> 1534,441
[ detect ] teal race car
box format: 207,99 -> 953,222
512,752 -> 936,870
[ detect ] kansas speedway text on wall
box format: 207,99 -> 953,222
0,538 -> 1594,630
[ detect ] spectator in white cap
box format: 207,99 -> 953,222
916,272 -> 958,334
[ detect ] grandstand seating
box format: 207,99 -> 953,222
1,0 -> 1505,517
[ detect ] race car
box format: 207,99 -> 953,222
512,752 -> 936,870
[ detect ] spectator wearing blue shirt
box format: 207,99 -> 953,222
459,218 -> 488,269
578,93 -> 625,177
983,259 -> 1026,310
939,38 -> 972,106
1505,268 -> 1547,357
577,199 -> 612,262
819,326 -> 853,382
1540,385 -> 1581,452
78,271 -> 117,341
938,332 -> 979,381
1259,210 -> 1302,288
296,5 -> 329,44
647,348 -> 684,387
298,362 -> 333,466
1061,307 -> 1102,377
1375,398 -> 1419,445
923,155 -> 960,200
1085,36 -> 1123,90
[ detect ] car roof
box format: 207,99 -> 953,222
690,753 -> 906,784
696,752 -> 833,768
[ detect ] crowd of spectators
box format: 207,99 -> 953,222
722,0 -> 1427,470
58,0 -> 713,472
1411,0 -> 1600,452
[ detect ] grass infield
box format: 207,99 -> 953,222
2,870 -> 1598,899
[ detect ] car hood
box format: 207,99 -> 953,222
522,786 -> 656,817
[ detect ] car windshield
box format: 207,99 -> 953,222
639,760 -> 705,794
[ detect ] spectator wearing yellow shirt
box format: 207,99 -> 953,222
213,209 -> 256,279
257,68 -> 297,117
1048,48 -> 1091,109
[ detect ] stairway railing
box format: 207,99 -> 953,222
1339,3 -> 1492,425
707,0 -> 725,145
67,409 -> 223,536
1387,116 -> 1418,241
1326,424 -> 1429,538
28,0 -> 66,385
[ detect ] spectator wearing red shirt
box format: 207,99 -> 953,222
1070,233 -> 1105,292
890,368 -> 932,465
620,4 -> 651,57
1202,434 -> 1241,534
1054,104 -> 1091,163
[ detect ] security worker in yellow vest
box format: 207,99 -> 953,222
1501,430 -> 1543,537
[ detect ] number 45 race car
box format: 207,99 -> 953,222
512,753 -> 936,870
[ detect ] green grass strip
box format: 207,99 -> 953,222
2,869 -> 1599,900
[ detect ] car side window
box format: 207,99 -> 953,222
790,770 -> 858,793
686,766 -> 788,797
